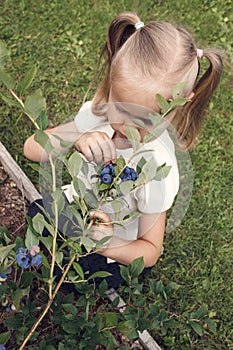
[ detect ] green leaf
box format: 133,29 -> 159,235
73,177 -> 86,198
116,155 -> 126,169
35,110 -> 49,130
84,190 -> 98,209
139,157 -> 158,182
25,226 -> 39,249
51,189 -> 65,216
39,251 -> 51,269
80,236 -> 95,252
12,285 -> 25,311
0,91 -> 20,107
55,251 -> 63,264
189,320 -> 203,336
136,156 -> 147,174
154,163 -> 172,180
34,129 -> 53,153
123,211 -> 141,221
128,256 -> 144,278
39,236 -> 53,251
119,180 -> 134,195
143,133 -> 154,143
88,271 -> 112,280
17,65 -> 37,96
132,118 -> 146,129
148,112 -> 162,126
4,314 -> 24,329
19,271 -> 33,289
110,199 -> 123,213
24,89 -> 46,119
0,68 -> 15,89
98,183 -> 110,191
95,235 -> 112,249
72,262 -> 84,280
0,244 -> 15,263
195,304 -> 208,319
170,97 -> 189,108
125,125 -> 141,150
0,40 -> 10,67
62,303 -> 78,316
67,151 -> 83,177
156,94 -> 170,113
172,82 -> 187,99
31,212 -> 47,236
203,317 -> 217,334
0,331 -> 11,345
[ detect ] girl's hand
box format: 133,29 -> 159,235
90,210 -> 114,249
74,131 -> 116,164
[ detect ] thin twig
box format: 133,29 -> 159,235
18,253 -> 77,350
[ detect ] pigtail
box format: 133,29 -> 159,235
175,49 -> 223,149
92,12 -> 140,115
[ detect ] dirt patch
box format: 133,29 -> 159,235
0,161 -> 27,236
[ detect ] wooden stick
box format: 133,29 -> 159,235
0,142 -> 42,203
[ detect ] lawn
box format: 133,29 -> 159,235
0,0 -> 232,349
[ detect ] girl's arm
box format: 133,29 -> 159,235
24,121 -> 81,162
24,121 -> 116,163
91,210 -> 166,268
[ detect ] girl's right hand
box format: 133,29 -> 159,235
74,131 -> 116,164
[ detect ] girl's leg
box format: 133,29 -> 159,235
27,198 -> 152,293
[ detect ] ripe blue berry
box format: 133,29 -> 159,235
101,173 -> 112,184
31,254 -> 42,267
16,253 -> 31,269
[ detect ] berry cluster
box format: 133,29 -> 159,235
119,166 -> 138,182
16,246 -> 42,269
100,164 -> 138,185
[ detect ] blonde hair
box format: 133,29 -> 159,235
92,12 -> 222,149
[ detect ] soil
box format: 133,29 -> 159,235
0,162 -> 27,236
0,161 -> 144,350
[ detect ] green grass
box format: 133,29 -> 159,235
0,0 -> 232,349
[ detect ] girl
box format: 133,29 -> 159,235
24,12 -> 222,289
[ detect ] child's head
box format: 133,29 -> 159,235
92,12 -> 222,148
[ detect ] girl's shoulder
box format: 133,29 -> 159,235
73,101 -> 113,137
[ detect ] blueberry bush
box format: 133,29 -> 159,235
0,40 -> 217,349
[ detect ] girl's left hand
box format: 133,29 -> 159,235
90,210 -> 114,247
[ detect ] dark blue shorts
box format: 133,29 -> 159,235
27,196 -> 151,292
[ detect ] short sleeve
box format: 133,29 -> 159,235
74,101 -> 114,138
134,131 -> 179,213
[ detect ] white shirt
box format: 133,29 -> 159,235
63,101 -> 179,241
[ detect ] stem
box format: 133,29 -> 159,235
9,89 -> 40,129
48,154 -> 58,299
19,254 -> 77,350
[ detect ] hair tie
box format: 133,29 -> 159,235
196,48 -> 204,58
134,21 -> 144,30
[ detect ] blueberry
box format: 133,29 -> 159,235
131,170 -> 138,181
16,247 -> 27,255
124,166 -> 131,175
16,253 -> 31,269
101,173 -> 112,184
31,254 -> 42,267
108,163 -> 115,175
0,273 -> 8,279
5,306 -> 11,313
100,166 -> 111,176
121,174 -> 132,182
